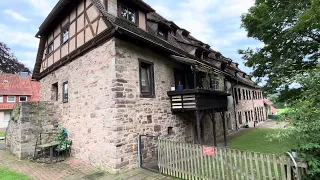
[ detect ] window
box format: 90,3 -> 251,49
47,42 -> 54,55
168,127 -> 173,135
62,26 -> 69,44
234,88 -> 238,105
139,59 -> 155,97
211,77 -> 220,90
62,82 -> 68,103
238,112 -> 242,124
7,96 -> 16,103
51,83 -> 58,101
242,89 -> 245,100
0,96 -> 2,102
157,28 -> 168,40
19,96 -> 27,102
238,88 -> 241,100
4,111 -> 11,121
120,4 -> 136,23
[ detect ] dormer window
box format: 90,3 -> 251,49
195,49 -> 202,60
62,26 -> 69,44
120,4 -> 136,24
157,28 -> 168,40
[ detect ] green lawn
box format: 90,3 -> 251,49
277,108 -> 290,115
0,167 -> 31,180
230,128 -> 296,154
0,131 -> 4,143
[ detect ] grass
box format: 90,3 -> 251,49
230,128 -> 296,154
0,131 -> 4,143
277,108 -> 290,115
0,167 -> 31,180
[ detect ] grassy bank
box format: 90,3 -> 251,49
0,167 -> 31,180
230,128 -> 296,154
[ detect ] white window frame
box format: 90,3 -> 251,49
62,27 -> 69,44
0,96 -> 3,103
7,96 -> 16,103
4,111 -> 11,121
19,96 -> 28,102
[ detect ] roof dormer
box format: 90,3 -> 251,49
117,0 -> 155,30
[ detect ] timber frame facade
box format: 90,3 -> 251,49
32,0 -> 267,171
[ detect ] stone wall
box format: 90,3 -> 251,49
111,39 -> 195,170
39,39 -> 119,172
36,37 -> 267,173
5,102 -> 62,159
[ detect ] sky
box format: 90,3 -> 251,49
0,0 -> 262,73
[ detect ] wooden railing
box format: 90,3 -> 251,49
167,89 -> 230,112
158,140 -> 307,180
171,94 -> 196,110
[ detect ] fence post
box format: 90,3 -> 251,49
138,134 -> 142,168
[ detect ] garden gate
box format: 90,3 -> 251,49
138,134 -> 159,172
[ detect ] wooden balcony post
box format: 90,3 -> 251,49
222,109 -> 227,146
196,110 -> 202,145
209,109 -> 217,147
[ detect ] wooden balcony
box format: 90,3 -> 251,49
167,89 -> 230,113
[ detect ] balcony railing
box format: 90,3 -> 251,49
167,88 -> 230,113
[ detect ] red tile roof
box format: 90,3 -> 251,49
263,99 -> 272,105
0,73 -> 40,110
0,74 -> 36,95
271,106 -> 278,114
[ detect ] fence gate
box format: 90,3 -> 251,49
138,134 -> 159,172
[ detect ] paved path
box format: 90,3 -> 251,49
0,150 -> 174,180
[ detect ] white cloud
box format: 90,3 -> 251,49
0,24 -> 39,49
27,0 -> 56,17
3,9 -> 30,22
15,51 -> 37,69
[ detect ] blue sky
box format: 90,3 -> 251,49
0,0 -> 262,73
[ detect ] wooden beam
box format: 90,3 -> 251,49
222,109 -> 227,146
196,110 -> 202,145
209,109 -> 217,146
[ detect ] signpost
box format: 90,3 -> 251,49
203,146 -> 215,156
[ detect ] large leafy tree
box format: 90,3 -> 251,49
241,1 -> 320,178
239,0 -> 319,93
0,42 -> 30,74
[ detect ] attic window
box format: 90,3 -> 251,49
157,28 -> 168,40
120,4 -> 136,24
195,49 -> 202,59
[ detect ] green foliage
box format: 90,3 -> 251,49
0,42 -> 30,74
271,66 -> 320,178
55,126 -> 72,152
0,167 -> 31,180
230,128 -> 297,155
0,132 -> 5,137
239,0 -> 319,93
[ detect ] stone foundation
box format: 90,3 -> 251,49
5,102 -> 62,159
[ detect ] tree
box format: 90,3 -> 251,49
0,42 -> 30,74
272,66 -> 320,178
239,0 -> 319,94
